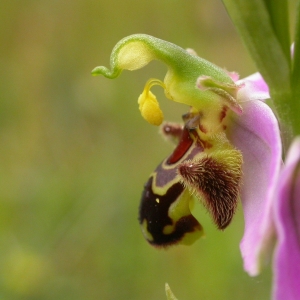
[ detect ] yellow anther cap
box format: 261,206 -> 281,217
138,90 -> 163,126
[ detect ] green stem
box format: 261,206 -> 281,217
263,0 -> 291,67
291,0 -> 300,138
222,0 -> 295,153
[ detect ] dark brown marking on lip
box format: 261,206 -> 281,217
139,177 -> 200,247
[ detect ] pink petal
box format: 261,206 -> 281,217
227,71 -> 240,82
227,99 -> 282,276
237,72 -> 270,102
272,138 -> 300,300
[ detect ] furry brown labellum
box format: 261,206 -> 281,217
138,123 -> 204,247
138,112 -> 243,247
178,149 -> 243,229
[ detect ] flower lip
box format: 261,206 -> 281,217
178,148 -> 243,230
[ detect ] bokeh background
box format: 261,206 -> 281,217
2,0 -> 295,299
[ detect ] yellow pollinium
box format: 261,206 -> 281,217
138,78 -> 165,126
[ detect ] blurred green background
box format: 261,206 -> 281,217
0,0 -> 277,299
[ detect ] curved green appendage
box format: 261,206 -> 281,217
92,34 -> 231,80
92,34 -> 241,129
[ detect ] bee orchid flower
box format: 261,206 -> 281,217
92,35 -> 282,265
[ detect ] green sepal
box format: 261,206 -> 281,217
92,34 -> 236,113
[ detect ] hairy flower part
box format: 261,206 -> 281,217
178,149 -> 242,229
138,121 -> 206,247
92,35 -> 281,256
138,111 -> 244,246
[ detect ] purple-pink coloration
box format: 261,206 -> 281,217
227,72 -> 300,299
225,73 -> 282,276
272,138 -> 300,300
236,72 -> 270,101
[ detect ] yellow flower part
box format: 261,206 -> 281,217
92,34 -> 242,134
138,79 -> 165,125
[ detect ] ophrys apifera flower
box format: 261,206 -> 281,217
92,35 -> 281,256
